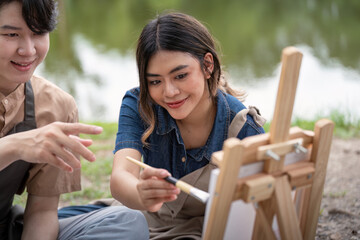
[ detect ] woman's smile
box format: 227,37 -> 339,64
166,97 -> 188,109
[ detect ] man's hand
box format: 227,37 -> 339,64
0,122 -> 103,172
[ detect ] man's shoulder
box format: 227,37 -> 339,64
31,75 -> 78,125
31,75 -> 76,105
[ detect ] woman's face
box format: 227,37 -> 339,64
0,1 -> 49,95
146,50 -> 213,121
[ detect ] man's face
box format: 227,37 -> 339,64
0,1 -> 49,95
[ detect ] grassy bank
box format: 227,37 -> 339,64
59,122 -> 118,206
263,109 -> 360,138
13,111 -> 360,207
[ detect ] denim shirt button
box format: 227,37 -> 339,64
181,157 -> 186,163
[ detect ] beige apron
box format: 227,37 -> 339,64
144,163 -> 217,240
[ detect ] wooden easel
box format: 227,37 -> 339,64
203,47 -> 334,240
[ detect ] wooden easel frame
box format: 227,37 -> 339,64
203,47 -> 334,240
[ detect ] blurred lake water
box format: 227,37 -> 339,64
35,0 -> 360,122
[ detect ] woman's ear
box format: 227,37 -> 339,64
203,52 -> 214,79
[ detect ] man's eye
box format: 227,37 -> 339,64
175,73 -> 187,80
5,33 -> 18,37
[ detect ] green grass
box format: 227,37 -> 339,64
80,121 -> 118,140
263,109 -> 360,138
59,122 -> 117,206
13,110 -> 360,207
327,190 -> 347,198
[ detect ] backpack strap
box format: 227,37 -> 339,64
228,106 -> 266,138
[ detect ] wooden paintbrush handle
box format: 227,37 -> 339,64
175,180 -> 192,194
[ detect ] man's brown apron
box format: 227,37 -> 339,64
0,81 -> 37,240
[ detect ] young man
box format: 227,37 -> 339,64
0,0 -> 148,239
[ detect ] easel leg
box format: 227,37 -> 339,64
274,176 -> 302,240
252,201 -> 277,240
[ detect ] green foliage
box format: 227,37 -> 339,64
60,187 -> 112,206
264,109 -> 360,138
59,122 -> 117,205
327,110 -> 360,138
13,193 -> 27,208
292,118 -> 315,131
45,0 -> 360,93
80,122 -> 118,140
59,156 -> 113,205
326,190 -> 347,198
262,122 -> 270,132
82,156 -> 113,180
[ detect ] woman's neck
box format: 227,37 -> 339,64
176,94 -> 217,149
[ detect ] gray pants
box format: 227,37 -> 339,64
58,206 -> 149,240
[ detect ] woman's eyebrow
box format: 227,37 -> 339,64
146,73 -> 160,77
146,65 -> 188,77
0,25 -> 22,30
169,65 -> 188,74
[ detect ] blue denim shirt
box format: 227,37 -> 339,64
114,87 -> 264,179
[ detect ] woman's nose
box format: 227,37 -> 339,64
164,81 -> 180,97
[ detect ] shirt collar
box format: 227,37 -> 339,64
0,83 -> 25,114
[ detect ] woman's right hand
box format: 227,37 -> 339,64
137,167 -> 180,212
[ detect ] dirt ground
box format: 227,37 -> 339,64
316,137 -> 360,240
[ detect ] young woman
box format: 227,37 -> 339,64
0,1 -> 148,239
111,12 -> 265,239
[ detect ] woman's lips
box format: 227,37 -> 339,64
166,98 -> 187,109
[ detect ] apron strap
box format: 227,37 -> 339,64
0,80 -> 37,240
24,80 -> 36,122
6,81 -> 37,135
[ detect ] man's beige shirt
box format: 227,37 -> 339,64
0,75 -> 81,196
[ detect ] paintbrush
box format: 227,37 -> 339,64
126,156 -> 210,204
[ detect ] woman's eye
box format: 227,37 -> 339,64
175,73 -> 187,80
149,80 -> 161,85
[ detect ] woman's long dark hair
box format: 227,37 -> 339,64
0,0 -> 58,34
136,12 -> 245,145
